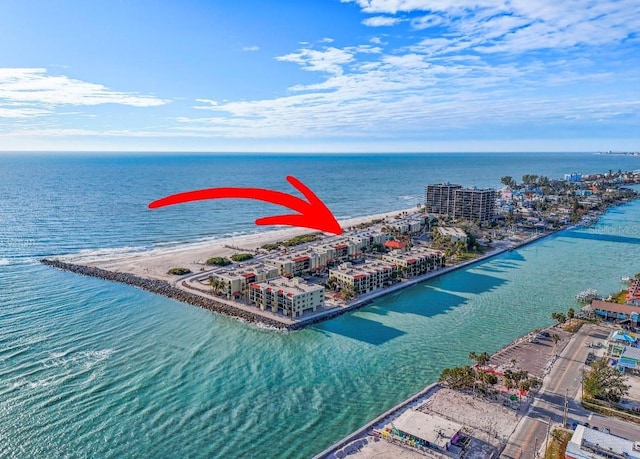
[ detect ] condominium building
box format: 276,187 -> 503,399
248,277 -> 324,318
425,183 -> 496,224
436,226 -> 468,244
452,188 -> 496,223
425,183 -> 461,216
207,263 -> 279,299
381,247 -> 444,278
328,260 -> 398,295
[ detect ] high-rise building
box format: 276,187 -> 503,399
424,183 -> 462,216
425,183 -> 496,224
452,188 -> 496,223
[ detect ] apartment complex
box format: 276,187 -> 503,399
249,277 -> 324,318
207,263 -> 279,299
381,247 -> 444,277
425,183 -> 496,224
328,260 -> 398,295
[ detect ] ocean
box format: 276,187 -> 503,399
1,152 -> 640,458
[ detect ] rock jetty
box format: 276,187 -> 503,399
40,258 -> 296,331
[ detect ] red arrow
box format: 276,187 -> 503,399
148,176 -> 342,235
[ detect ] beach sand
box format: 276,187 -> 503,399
62,209 -> 414,283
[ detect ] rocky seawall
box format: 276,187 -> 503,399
40,259 -> 295,331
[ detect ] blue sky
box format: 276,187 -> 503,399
1,0 -> 639,152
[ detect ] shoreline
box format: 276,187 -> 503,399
40,225 -> 563,331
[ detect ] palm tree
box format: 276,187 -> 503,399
551,333 -> 560,348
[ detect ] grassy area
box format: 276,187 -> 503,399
544,429 -> 572,459
563,319 -> 586,333
167,267 -> 191,275
230,253 -> 253,262
282,233 -> 321,247
206,257 -> 231,266
610,290 -> 628,304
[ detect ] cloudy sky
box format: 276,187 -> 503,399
1,0 -> 639,152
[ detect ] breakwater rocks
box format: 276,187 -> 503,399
40,258 -> 295,331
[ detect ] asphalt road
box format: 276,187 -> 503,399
500,324 -> 637,458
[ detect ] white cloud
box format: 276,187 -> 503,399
362,15 -> 404,26
370,37 -> 383,44
275,47 -> 358,74
242,45 -> 260,51
319,37 -> 335,43
342,0 -> 640,53
0,68 -> 167,124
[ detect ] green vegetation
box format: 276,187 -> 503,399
610,290 -> 628,304
206,257 -> 231,266
261,242 -> 281,251
167,267 -> 191,275
582,359 -> 630,403
230,253 -> 253,262
208,276 -> 224,295
282,233 -> 321,247
544,429 -> 573,459
439,353 -> 540,395
551,312 -> 567,324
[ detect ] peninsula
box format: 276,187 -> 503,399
42,170 -> 640,330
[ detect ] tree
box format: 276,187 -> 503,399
551,333 -> 560,347
567,308 -> 575,320
551,312 -> 567,324
501,176 -> 516,188
477,352 -> 491,367
208,276 -> 223,295
582,359 -> 630,403
439,366 -> 475,390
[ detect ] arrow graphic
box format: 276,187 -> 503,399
148,175 -> 342,235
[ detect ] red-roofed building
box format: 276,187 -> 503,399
384,240 -> 406,250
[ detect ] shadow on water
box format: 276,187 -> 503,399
369,289 -> 469,319
563,231 -> 640,245
315,315 -> 406,345
427,269 -> 508,295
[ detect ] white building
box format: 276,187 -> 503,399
328,260 -> 398,295
381,247 -> 444,278
566,425 -> 640,459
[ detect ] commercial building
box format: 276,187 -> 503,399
565,425 -> 640,459
425,184 -> 496,224
590,300 -> 640,327
249,277 -> 324,318
328,260 -> 398,295
388,409 -> 462,453
381,247 -> 444,278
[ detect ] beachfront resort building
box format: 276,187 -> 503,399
206,264 -> 279,299
328,260 -> 398,295
425,184 -> 496,224
565,425 -> 640,459
381,247 -> 444,278
248,277 -> 324,318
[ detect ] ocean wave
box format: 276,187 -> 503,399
398,195 -> 420,202
0,258 -> 10,266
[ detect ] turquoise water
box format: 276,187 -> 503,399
1,153 -> 639,458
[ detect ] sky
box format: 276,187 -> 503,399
0,0 -> 639,153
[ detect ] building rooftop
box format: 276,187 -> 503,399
621,346 -> 640,361
391,409 -> 462,448
566,425 -> 640,459
251,276 -> 323,295
436,227 -> 467,238
591,300 -> 640,316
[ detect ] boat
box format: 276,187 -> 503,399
621,276 -> 632,283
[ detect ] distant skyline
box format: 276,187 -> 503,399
1,0 -> 639,152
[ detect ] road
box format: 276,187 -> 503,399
501,324 -> 614,458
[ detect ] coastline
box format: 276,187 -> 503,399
40,216 -> 565,331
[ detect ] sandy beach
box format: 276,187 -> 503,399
60,208 -> 415,283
